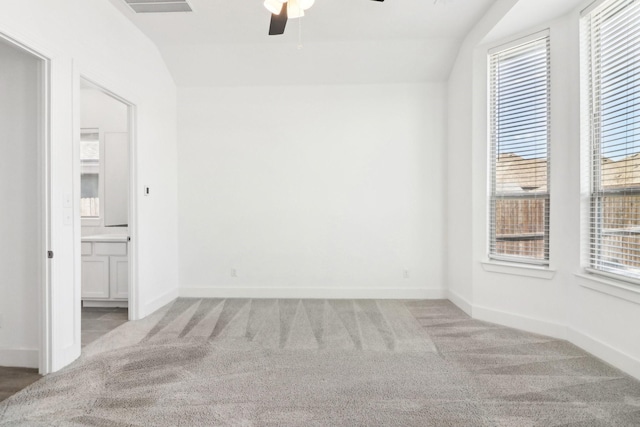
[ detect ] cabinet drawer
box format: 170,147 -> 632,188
95,242 -> 127,256
81,242 -> 93,256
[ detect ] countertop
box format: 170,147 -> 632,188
81,234 -> 129,243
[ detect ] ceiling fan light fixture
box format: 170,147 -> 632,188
264,0 -> 285,15
287,0 -> 305,19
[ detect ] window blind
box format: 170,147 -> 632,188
584,0 -> 640,279
489,34 -> 551,264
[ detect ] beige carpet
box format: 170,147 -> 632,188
1,299 -> 640,426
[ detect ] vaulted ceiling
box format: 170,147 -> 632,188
107,0 -> 496,86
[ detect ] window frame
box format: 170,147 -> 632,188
582,0 -> 640,283
487,30 -> 552,266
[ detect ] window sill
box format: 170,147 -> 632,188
575,272 -> 640,306
481,260 -> 556,280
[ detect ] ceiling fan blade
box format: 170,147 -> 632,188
268,3 -> 288,35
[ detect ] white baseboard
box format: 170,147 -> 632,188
472,304 -> 568,340
0,348 -> 39,369
179,287 -> 448,300
451,299 -> 640,382
446,289 -> 473,315
141,288 -> 179,318
568,327 -> 640,381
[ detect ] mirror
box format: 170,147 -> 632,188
80,80 -> 129,228
104,132 -> 129,227
80,130 -> 100,218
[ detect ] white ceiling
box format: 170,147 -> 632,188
483,0 -> 586,45
107,0 -> 497,86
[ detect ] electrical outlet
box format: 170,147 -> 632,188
231,268 -> 237,278
403,270 -> 409,279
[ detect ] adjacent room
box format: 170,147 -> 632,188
1,0 -> 640,425
79,80 -> 131,348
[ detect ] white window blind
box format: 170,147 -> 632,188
584,0 -> 640,279
489,35 -> 551,265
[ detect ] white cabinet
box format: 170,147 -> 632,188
81,256 -> 110,299
81,237 -> 128,305
109,255 -> 129,300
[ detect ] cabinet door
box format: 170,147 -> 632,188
81,256 -> 110,299
110,256 -> 129,299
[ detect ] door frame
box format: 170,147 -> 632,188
76,76 -> 139,321
0,32 -> 52,374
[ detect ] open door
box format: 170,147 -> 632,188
0,35 -> 50,375
78,78 -> 135,350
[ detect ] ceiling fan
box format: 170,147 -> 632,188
265,0 -> 384,36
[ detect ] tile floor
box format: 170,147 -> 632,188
0,307 -> 128,403
0,367 -> 40,403
81,307 -> 129,347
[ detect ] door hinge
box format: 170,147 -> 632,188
47,251 -> 54,259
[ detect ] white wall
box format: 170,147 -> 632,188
80,87 -> 129,236
0,0 -> 179,372
447,0 -> 640,380
81,88 -> 127,136
0,40 -> 40,368
446,0 -> 519,312
178,83 -> 446,299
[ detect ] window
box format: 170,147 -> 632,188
80,130 -> 100,218
489,33 -> 551,265
584,0 -> 640,280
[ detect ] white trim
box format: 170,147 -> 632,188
583,267 -> 640,287
142,288 -> 179,318
481,260 -> 556,279
127,105 -> 139,321
71,61 -> 82,370
77,75 -> 139,322
446,289 -> 473,315
0,349 -> 39,369
576,272 -> 640,305
473,304 -> 568,340
487,28 -> 550,55
581,0 -> 608,17
568,327 -> 640,381
53,344 -> 81,373
462,299 -> 640,381
179,287 -> 448,300
37,49 -> 52,376
489,254 -> 549,267
39,55 -> 52,376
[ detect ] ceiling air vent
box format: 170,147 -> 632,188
124,0 -> 193,13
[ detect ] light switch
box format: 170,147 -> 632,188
144,186 -> 150,196
63,208 -> 72,226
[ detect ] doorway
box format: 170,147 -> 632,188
0,34 -> 49,376
78,78 -> 135,349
